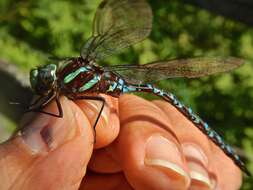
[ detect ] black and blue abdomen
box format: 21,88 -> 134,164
119,82 -> 250,175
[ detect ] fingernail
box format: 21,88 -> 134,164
182,144 -> 214,189
18,99 -> 77,154
145,135 -> 190,186
77,99 -> 109,126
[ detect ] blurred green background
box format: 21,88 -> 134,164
0,0 -> 253,188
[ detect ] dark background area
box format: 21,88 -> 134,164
184,0 -> 253,26
0,0 -> 253,188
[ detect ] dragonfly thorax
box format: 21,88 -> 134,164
30,64 -> 58,96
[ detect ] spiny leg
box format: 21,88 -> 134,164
12,93 -> 61,136
69,95 -> 105,143
123,83 -> 251,176
55,95 -> 63,117
9,96 -> 45,113
27,95 -> 46,108
25,93 -> 63,118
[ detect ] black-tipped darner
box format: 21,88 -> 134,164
27,0 -> 250,176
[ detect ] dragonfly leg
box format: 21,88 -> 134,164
27,95 -> 46,108
68,95 -> 105,144
123,83 -> 250,176
25,92 -> 63,118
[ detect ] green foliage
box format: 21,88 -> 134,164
1,0 -> 253,188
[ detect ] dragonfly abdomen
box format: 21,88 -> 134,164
121,82 -> 250,175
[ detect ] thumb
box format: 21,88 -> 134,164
0,97 -> 94,190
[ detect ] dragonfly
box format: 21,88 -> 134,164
26,0 -> 250,176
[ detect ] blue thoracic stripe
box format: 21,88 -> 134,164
64,67 -> 89,84
107,82 -> 118,92
111,82 -> 117,90
78,75 -> 100,92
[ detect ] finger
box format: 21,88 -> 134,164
75,94 -> 120,149
0,96 -> 93,190
210,143 -> 242,190
88,148 -> 122,173
112,94 -> 191,190
79,173 -> 132,190
153,100 -> 242,190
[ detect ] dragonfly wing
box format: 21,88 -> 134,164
81,0 -> 152,60
104,57 -> 244,83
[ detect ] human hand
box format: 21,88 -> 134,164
0,94 -> 242,190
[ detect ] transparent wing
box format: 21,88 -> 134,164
81,0 -> 152,60
104,57 -> 244,83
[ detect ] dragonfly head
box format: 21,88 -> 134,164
30,64 -> 57,96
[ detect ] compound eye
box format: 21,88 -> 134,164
30,69 -> 38,90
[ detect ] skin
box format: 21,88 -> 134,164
0,94 -> 242,190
